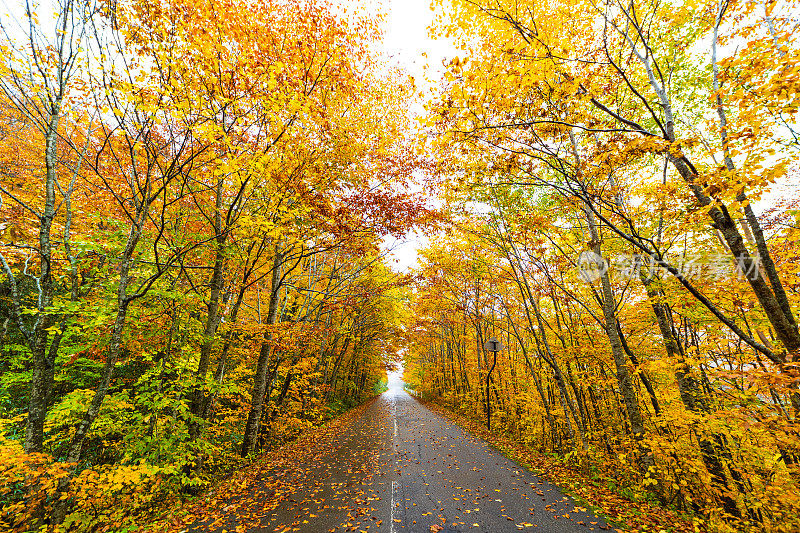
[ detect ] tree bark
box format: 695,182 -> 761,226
189,184 -> 227,439
50,213 -> 144,524
584,205 -> 654,477
640,272 -> 741,517
241,246 -> 283,457
616,321 -> 661,416
24,96 -> 63,454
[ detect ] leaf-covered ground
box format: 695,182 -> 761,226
422,401 -> 701,533
155,398 -> 391,532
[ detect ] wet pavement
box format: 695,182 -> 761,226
188,373 -> 609,532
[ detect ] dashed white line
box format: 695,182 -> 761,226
391,397 -> 398,532
390,480 -> 397,533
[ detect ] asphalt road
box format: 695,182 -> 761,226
188,375 -> 609,532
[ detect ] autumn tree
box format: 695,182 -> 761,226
0,0 -> 427,528
415,0 -> 800,527
0,0 -> 99,455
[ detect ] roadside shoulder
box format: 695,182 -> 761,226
419,399 -> 699,533
149,397 -> 380,532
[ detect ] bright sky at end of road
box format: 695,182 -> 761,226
380,0 -> 457,87
383,230 -> 431,273
376,0 -> 456,274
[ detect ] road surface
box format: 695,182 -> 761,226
188,374 -> 610,532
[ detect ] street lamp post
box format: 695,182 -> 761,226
483,336 -> 504,430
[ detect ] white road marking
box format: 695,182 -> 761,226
390,480 -> 397,533
390,397 -> 398,532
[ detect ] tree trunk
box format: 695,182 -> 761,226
584,205 -> 654,477
530,298 -> 587,451
24,106 -> 62,453
261,372 -> 294,451
51,215 -> 143,524
616,321 -> 661,416
668,155 -> 800,357
640,272 -> 741,517
241,246 -> 283,457
189,194 -> 227,439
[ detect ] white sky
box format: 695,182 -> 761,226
377,0 -> 456,274
380,0 -> 456,88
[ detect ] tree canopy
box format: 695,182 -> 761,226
1,0 -> 799,531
